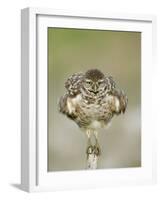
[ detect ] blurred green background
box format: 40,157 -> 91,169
48,28 -> 141,171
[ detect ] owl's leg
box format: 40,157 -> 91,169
86,129 -> 93,155
93,130 -> 101,156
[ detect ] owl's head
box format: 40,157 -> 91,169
83,69 -> 108,96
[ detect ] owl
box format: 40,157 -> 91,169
59,69 -> 128,156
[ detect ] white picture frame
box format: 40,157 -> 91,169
21,7 -> 157,192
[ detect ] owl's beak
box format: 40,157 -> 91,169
93,84 -> 98,93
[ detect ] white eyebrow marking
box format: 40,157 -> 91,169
86,79 -> 92,82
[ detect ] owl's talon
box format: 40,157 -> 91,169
86,145 -> 93,155
93,145 -> 101,156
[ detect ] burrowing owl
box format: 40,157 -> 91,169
59,69 -> 128,156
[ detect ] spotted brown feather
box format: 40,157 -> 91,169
59,69 -> 128,129
65,72 -> 84,96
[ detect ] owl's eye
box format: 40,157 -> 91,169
98,80 -> 105,87
85,80 -> 92,86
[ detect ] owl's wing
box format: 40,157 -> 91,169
59,93 -> 68,114
59,93 -> 77,120
106,76 -> 116,91
59,72 -> 84,118
106,76 -> 128,114
65,72 -> 84,96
